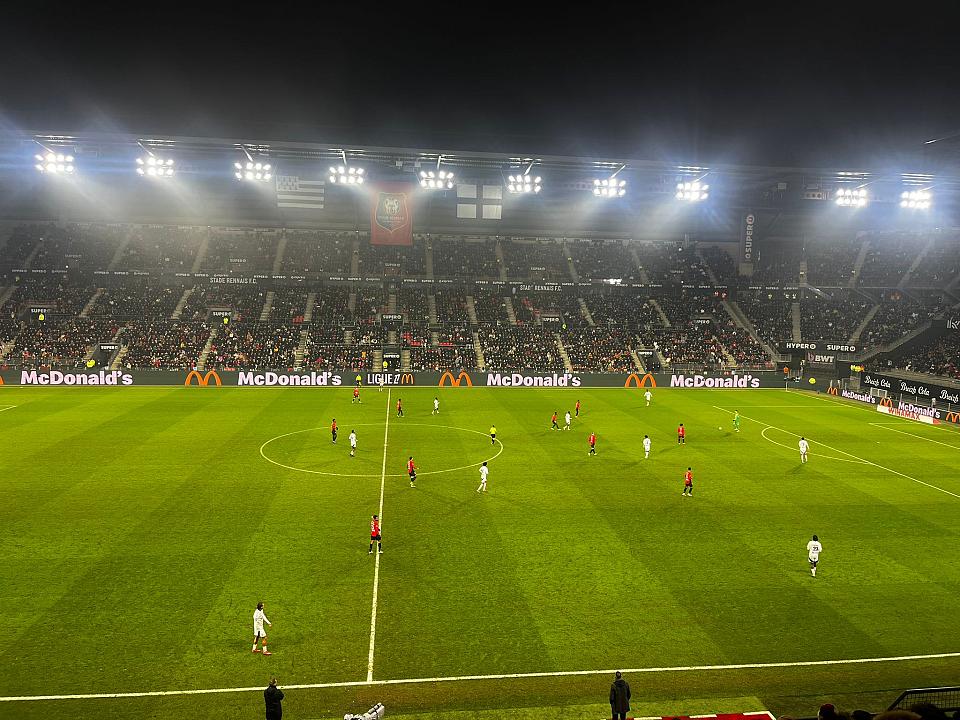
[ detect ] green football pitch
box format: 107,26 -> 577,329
1,385 -> 959,720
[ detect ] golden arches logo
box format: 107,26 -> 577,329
0,376 -> 4,385
400,373 -> 415,385
879,396 -> 893,408
184,370 -> 222,387
946,412 -> 960,424
438,370 -> 472,387
828,386 -> 838,396
624,373 -> 657,388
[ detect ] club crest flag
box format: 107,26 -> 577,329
370,182 -> 414,246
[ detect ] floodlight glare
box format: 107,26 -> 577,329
900,190 -> 932,210
592,177 -> 627,198
835,187 -> 868,207
675,180 -> 708,202
35,150 -> 76,174
137,155 -> 175,178
328,164 -> 365,185
235,159 -> 272,182
507,173 -> 541,194
420,169 -> 455,190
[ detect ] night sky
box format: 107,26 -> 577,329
2,5 -> 958,169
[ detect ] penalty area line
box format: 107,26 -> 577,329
3,651 -> 960,702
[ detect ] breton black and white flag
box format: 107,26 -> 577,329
276,176 -> 325,209
456,183 -> 502,220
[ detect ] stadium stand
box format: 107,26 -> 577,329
561,327 -> 636,371
799,291 -> 871,342
7,318 -> 117,368
471,290 -> 507,323
858,231 -> 927,286
805,236 -> 862,286
860,292 -> 945,348
501,239 -> 570,281
119,226 -> 202,271
281,231 -> 353,274
431,237 -> 498,278
736,292 -> 794,348
479,326 -> 558,371
120,321 -> 210,369
203,230 -> 278,273
206,322 -> 300,370
892,333 -> 960,378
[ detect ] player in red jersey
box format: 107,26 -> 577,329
352,386 -> 361,404
407,456 -> 416,487
551,411 -> 559,430
575,399 -> 581,418
331,418 -> 338,444
682,467 -> 693,496
369,515 -> 382,554
677,423 -> 685,445
588,432 -> 597,455
397,398 -> 404,417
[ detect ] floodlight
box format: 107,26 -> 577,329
34,150 -> 75,174
136,155 -> 175,178
420,169 -> 455,190
507,173 -> 541,194
835,187 -> 868,207
235,159 -> 272,182
900,190 -> 932,210
592,177 -> 627,198
329,165 -> 366,185
674,180 -> 708,202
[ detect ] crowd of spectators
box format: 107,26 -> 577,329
7,319 -> 117,368
653,324 -> 729,368
311,288 -> 351,324
892,333 -> 960,378
804,237 -> 862,286
92,283 -> 185,320
267,289 -> 308,323
119,226 -> 203,271
799,292 -> 871,342
500,240 -> 570,281
281,231 -> 353,274
479,326 -> 558,371
203,231 -> 278,273
30,224 -> 117,271
858,232 -> 927,286
700,246 -> 737,282
656,293 -> 721,326
513,292 -> 585,326
353,288 -> 387,324
431,238 -> 498,278
639,242 -> 711,285
471,291 -> 506,322
736,292 -> 794,347
397,288 -> 430,324
358,240 -> 425,277
120,321 -> 211,369
434,290 -> 469,324
860,293 -> 945,348
715,324 -> 770,366
179,285 -> 265,321
561,327 -> 636,371
586,295 -> 663,328
205,323 -> 299,370
2,277 -> 99,317
907,231 -> 960,286
569,240 -> 636,280
751,243 -> 802,285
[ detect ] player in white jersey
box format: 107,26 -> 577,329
643,434 -> 652,459
564,411 -> 572,430
477,461 -> 489,493
252,602 -> 273,655
349,430 -> 357,457
806,534 -> 822,576
798,436 -> 810,463
378,377 -> 384,392
644,390 -> 652,406
433,397 -> 440,415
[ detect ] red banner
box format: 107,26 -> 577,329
369,182 -> 414,246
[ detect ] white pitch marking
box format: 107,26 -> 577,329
869,422 -> 960,450
0,405 -> 17,412
367,389 -> 391,682
715,406 -> 960,500
3,651 -> 960,702
259,423 -> 503,478
760,427 -> 867,464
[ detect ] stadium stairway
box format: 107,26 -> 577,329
555,333 -> 574,372
630,348 -> 645,371
578,297 -> 596,326
465,295 -> 479,324
197,328 -> 218,370
79,288 -> 104,318
347,291 -> 357,317
848,237 -> 871,288
294,330 -> 309,370
21,238 -> 43,269
859,317 -> 935,363
271,235 -> 287,274
791,302 -> 801,340
850,302 -> 881,343
494,239 -> 509,280
504,296 -> 518,325
472,330 -> 486,367
563,240 -> 579,282
0,339 -> 14,362
373,348 -> 383,369
388,291 -> 397,313
723,300 -> 778,361
107,232 -> 132,270
259,291 -> 275,321
696,246 -> 721,285
109,346 -> 129,371
171,288 -> 194,319
898,235 -> 937,289
425,240 -> 434,279
190,232 -> 210,273
303,292 -> 317,323
628,244 -> 649,283
0,284 -> 16,309
650,299 -> 671,327
428,294 -> 438,323
401,348 -> 411,371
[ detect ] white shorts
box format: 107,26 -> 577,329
254,626 -> 267,637
351,443 -> 357,448
808,556 -> 819,565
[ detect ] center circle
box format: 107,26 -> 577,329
259,422 -> 504,478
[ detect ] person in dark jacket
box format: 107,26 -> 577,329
264,677 -> 284,720
610,670 -> 631,720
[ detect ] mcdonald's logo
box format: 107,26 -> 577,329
184,370 -> 223,387
946,412 -> 960,425
624,373 -> 657,388
400,373 -> 415,385
879,397 -> 893,408
438,370 -> 473,387
0,376 -> 4,385
828,386 -> 838,396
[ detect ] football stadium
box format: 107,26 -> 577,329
2,13 -> 960,720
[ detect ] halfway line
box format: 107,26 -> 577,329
367,388 -> 391,682
3,651 -> 959,702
